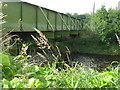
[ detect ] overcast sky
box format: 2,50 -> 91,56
4,0 -> 120,14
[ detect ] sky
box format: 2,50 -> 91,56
3,0 -> 120,14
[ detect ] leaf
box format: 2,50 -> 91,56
10,78 -> 24,88
0,52 -> 11,66
34,79 -> 44,88
28,78 -> 35,88
13,55 -> 25,61
27,78 -> 44,88
34,65 -> 39,72
2,78 -> 10,88
14,74 -> 24,77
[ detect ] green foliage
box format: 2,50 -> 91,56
66,12 -> 91,30
78,13 -> 91,30
65,6 -> 120,54
2,43 -> 32,80
0,52 -> 11,66
61,30 -> 120,55
1,38 -> 119,88
92,6 -> 120,44
2,77 -> 44,88
68,6 -> 120,46
2,56 -> 120,88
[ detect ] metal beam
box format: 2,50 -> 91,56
47,10 -> 49,30
68,15 -> 76,28
20,2 -> 23,31
39,7 -> 55,32
55,12 -> 57,30
58,13 -> 70,31
36,6 -> 38,29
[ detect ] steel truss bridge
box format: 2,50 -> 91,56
2,1 -> 82,38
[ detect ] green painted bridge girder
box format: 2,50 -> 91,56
2,1 -> 82,38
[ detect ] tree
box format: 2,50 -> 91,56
78,13 -> 91,30
92,5 -> 120,44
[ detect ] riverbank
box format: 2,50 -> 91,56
68,42 -> 120,55
56,30 -> 120,55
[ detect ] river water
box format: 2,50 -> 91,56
71,53 -> 120,71
29,50 -> 120,71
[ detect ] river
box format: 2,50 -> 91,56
71,53 -> 120,71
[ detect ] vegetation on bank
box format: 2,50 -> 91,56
2,51 -> 120,88
58,30 -> 120,55
59,6 -> 120,55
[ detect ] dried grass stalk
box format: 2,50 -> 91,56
31,28 -> 50,49
115,33 -> 120,46
37,52 -> 47,60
